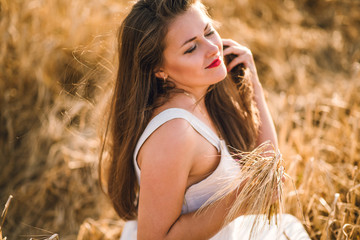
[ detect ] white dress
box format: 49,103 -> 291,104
120,108 -> 310,240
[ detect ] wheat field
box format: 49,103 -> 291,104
0,0 -> 359,239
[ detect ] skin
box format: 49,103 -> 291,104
137,4 -> 279,240
157,4 -> 227,100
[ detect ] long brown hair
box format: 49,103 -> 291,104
102,0 -> 259,221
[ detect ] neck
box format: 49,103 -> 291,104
183,90 -> 206,107
181,89 -> 221,138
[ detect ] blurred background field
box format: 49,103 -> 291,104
0,0 -> 359,239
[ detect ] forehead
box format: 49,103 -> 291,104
165,5 -> 210,49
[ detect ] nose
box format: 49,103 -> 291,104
204,39 -> 219,58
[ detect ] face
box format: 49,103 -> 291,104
159,4 -> 227,96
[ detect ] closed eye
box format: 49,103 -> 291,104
205,30 -> 215,37
184,30 -> 215,54
185,45 -> 196,54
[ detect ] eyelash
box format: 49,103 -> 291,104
184,30 -> 215,54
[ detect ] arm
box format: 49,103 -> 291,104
222,39 -> 278,149
137,119 -> 242,240
252,83 -> 278,148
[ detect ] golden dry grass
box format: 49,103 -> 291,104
0,0 -> 359,239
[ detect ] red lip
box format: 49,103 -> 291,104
205,57 -> 221,69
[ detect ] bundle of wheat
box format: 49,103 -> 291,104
196,141 -> 285,238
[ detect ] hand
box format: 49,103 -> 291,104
222,39 -> 261,87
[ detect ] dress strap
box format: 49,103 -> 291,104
133,108 -> 221,175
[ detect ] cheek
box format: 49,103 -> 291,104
167,56 -> 203,77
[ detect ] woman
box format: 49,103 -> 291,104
102,0 -> 310,239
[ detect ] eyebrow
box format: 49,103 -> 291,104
181,23 -> 210,47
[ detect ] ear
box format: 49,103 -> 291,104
154,68 -> 168,79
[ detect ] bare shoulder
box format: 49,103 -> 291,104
137,117 -> 199,171
136,118 -> 204,238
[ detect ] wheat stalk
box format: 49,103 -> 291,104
197,141 -> 285,239
0,195 -> 13,240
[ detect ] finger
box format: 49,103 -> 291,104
223,46 -> 252,60
226,54 -> 252,72
222,39 -> 246,50
222,39 -> 250,53
223,49 -> 251,62
223,46 -> 237,56
222,39 -> 238,47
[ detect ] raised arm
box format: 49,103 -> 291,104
222,39 -> 278,149
136,118 -> 242,240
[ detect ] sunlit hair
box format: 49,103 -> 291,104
101,0 -> 259,221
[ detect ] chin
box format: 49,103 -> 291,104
208,74 -> 226,86
211,65 -> 227,83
